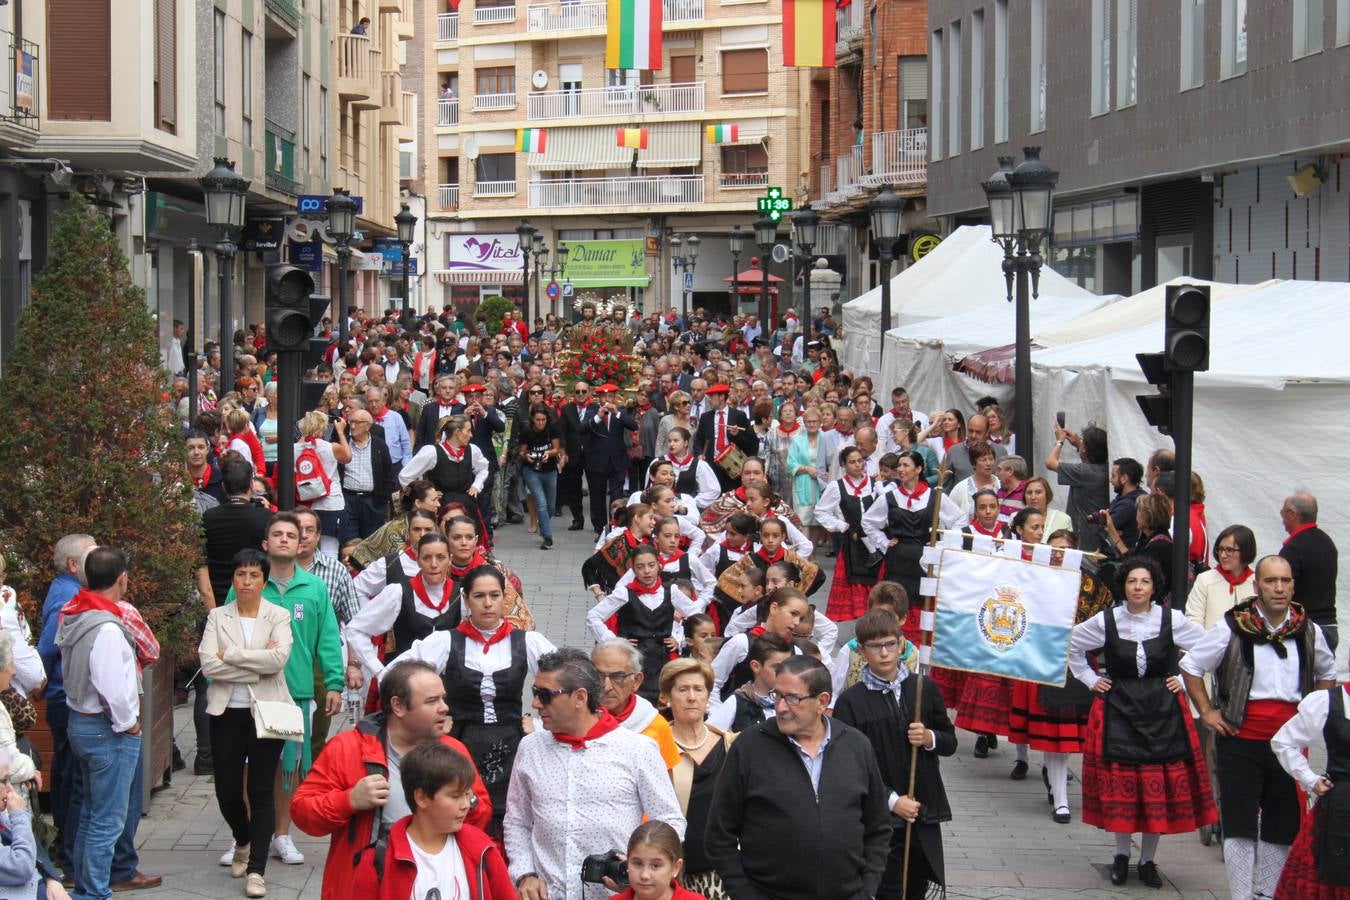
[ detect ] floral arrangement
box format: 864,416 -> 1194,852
560,330 -> 633,389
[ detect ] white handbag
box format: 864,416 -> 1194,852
248,686 -> 306,744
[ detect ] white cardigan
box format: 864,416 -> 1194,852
1185,567 -> 1256,631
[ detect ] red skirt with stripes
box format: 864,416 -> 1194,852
824,552 -> 872,621
1008,680 -> 1086,754
1080,692 -> 1218,834
955,674 -> 1013,736
929,665 -> 967,710
1275,805 -> 1350,899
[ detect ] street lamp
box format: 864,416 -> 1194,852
200,157 -> 248,391
729,225 -> 744,316
753,216 -> 778,333
531,235 -> 550,330
982,146 -> 1058,460
395,202 -> 417,317
670,235 -> 700,320
868,185 -> 904,365
515,220 -> 536,323
327,188 -> 358,349
791,207 -> 819,342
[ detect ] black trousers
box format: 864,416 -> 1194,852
342,492 -> 386,541
558,463 -> 585,521
1216,734 -> 1302,845
210,707 -> 285,875
879,819 -> 944,900
586,467 -> 627,533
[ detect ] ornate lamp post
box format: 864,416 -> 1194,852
200,157 -> 248,390
395,202 -> 417,315
791,207 -> 819,342
867,185 -> 904,365
729,225 -> 744,315
326,188 -> 358,349
515,219 -> 537,322
752,215 -> 778,332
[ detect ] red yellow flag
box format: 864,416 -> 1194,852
616,127 -> 649,149
783,0 -> 836,67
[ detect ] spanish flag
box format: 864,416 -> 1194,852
783,0 -> 836,68
606,0 -> 663,70
515,128 -> 547,153
616,127 -> 649,149
706,124 -> 739,144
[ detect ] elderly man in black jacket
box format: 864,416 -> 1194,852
338,408 -> 398,540
1279,491 -> 1340,650
706,655 -> 891,900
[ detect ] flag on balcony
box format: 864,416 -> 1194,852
705,124 -> 739,144
783,0 -> 836,67
616,127 -> 649,149
606,0 -> 663,70
516,128 -> 548,153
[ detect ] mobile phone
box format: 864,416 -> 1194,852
1056,411 -> 1066,429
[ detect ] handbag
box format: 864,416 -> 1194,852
248,686 -> 306,744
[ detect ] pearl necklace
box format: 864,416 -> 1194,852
672,724 -> 711,752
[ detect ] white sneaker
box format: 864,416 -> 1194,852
218,840 -> 236,866
270,834 -> 304,865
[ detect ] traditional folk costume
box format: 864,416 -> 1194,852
581,529 -> 651,594
353,544 -> 419,605
664,451 -> 723,511
586,579 -> 702,703
699,537 -> 752,633
713,544 -> 825,608
615,548 -> 715,613
1272,685 -> 1350,899
814,475 -> 884,622
699,486 -> 800,542
953,523 -> 1016,741
1179,598 -> 1335,899
401,437 -> 491,538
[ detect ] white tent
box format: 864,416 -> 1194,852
1029,279 -> 1350,659
840,225 -> 1093,374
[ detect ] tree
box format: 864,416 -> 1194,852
476,295 -> 515,335
0,198 -> 200,657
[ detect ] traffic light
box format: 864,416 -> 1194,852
1164,283 -> 1210,372
266,265 -> 317,353
1135,351 -> 1171,435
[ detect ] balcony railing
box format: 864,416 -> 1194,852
0,34 -> 39,127
474,4 -> 517,24
663,0 -> 704,22
266,125 -> 303,196
437,13 -> 459,41
864,127 -> 928,186
527,1 -> 605,32
826,145 -> 863,201
474,91 -> 517,111
527,82 -> 704,121
438,184 -> 461,210
719,171 -> 769,189
402,91 -> 417,129
474,179 -> 518,197
438,97 -> 460,125
337,34 -> 380,100
529,174 -> 704,209
380,71 -> 403,124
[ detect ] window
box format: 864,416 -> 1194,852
154,0 -> 176,132
1294,0 -> 1324,57
241,30 -> 253,147
48,0 -> 111,120
970,10 -> 984,150
1029,0 -> 1047,131
1339,0 -> 1350,45
475,153 -> 516,183
319,86 -> 329,179
721,144 -> 769,178
400,149 -> 413,180
213,9 -> 225,132
947,20 -> 961,155
476,66 -> 515,96
930,29 -> 944,158
1221,0 -> 1247,77
720,48 -> 768,93
1180,0 -> 1205,89
1090,0 -> 1111,115
1116,0 -> 1137,106
301,75 -> 311,172
900,57 -> 928,129
994,0 -> 1008,142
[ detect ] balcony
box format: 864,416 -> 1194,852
438,184 -> 461,210
825,145 -> 863,202
474,4 -> 517,25
812,165 -> 831,208
474,91 -> 517,112
863,127 -> 928,186
0,34 -> 39,138
719,171 -> 768,189
474,179 -> 518,197
379,0 -> 404,12
526,82 -> 704,121
527,1 -> 604,32
379,71 -> 404,126
529,174 -> 704,209
265,0 -> 301,29
397,91 -> 416,140
265,124 -> 303,196
438,98 -> 460,125
663,0 -> 704,22
437,12 -> 459,41
835,2 -> 864,57
337,34 -> 381,106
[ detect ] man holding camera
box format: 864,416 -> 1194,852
504,648 -> 684,900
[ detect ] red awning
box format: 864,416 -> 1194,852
723,257 -> 784,285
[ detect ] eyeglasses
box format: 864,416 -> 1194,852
598,671 -> 639,684
768,690 -> 814,708
1216,545 -> 1241,555
862,639 -> 901,653
528,388 -> 543,394
531,686 -> 575,705
675,401 -> 690,407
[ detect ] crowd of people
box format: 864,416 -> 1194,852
16,300 -> 1341,900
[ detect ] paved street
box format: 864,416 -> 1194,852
129,521 -> 1230,899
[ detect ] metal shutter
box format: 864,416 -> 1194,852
48,0 -> 111,120
900,56 -> 927,100
155,0 -> 177,129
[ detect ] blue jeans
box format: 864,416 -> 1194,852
68,714 -> 142,900
521,467 -> 558,540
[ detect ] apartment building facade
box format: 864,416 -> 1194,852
925,1 -> 1350,296
418,0 -> 811,321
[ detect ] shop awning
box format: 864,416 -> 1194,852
528,125 -> 631,172
638,122 -> 702,167
434,270 -> 524,284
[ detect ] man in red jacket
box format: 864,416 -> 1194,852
292,660 -> 492,900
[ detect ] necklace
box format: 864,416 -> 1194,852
672,724 -> 711,752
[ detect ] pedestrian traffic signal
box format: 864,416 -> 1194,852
1164,283 -> 1210,372
1135,351 -> 1172,435
266,265 -> 323,353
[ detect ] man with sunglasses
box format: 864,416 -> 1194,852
504,648 -> 684,900
558,382 -> 595,531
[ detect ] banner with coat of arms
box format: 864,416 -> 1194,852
929,545 -> 1082,686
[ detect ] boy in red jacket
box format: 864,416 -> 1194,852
353,741 -> 516,900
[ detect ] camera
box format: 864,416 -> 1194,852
1087,511 -> 1105,528
580,850 -> 628,886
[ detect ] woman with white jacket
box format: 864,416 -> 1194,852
1185,525 -> 1258,630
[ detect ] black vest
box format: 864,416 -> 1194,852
659,553 -> 693,589
442,628 -> 528,724
731,688 -> 770,732
391,581 -> 460,657
617,586 -> 675,641
712,544 -> 744,577
429,444 -> 475,495
673,460 -> 699,498
384,551 -> 413,589
722,630 -> 766,701
1326,687 -> 1350,783
884,487 -> 936,542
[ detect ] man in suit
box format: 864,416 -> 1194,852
454,383 -> 504,531
558,382 -> 594,531
584,383 -> 638,535
694,384 -> 758,491
414,375 -> 460,449
1279,491 -> 1340,649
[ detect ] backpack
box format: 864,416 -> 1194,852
295,442 -> 332,504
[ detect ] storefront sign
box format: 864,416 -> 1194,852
290,239 -> 322,272
242,217 -> 285,252
447,233 -> 524,272
14,52 -> 33,113
563,239 -> 646,284
297,194 -> 365,215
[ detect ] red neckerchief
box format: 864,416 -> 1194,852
943,434 -> 960,450
409,574 -> 452,613
403,546 -> 418,563
612,693 -> 638,723
439,440 -> 466,461
1284,522 -> 1319,544
778,422 -> 801,437
668,452 -> 693,468
190,466 -> 211,489
623,530 -> 649,548
631,578 -> 662,596
552,709 -> 621,751
721,538 -> 747,552
895,480 -> 930,505
637,398 -> 652,413
659,550 -> 685,566
756,546 -> 785,565
732,486 -> 749,503
890,407 -> 907,420
970,519 -> 1003,538
748,625 -> 767,637
449,553 -> 487,579
60,588 -> 123,618
1218,566 -> 1254,595
374,408 -> 389,423
456,619 -> 513,650
843,475 -> 870,497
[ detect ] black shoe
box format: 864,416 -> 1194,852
1109,855 -> 1129,886
1010,760 -> 1029,780
1052,806 -> 1071,824
568,520 -> 585,531
172,745 -> 186,772
988,734 -> 999,749
541,538 -> 553,550
193,760 -> 213,776
1137,861 -> 1162,889
506,515 -> 524,524
973,735 -> 989,758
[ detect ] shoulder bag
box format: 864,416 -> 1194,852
248,685 -> 306,744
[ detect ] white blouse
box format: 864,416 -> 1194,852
1272,687 -> 1350,792
1069,606 -> 1207,689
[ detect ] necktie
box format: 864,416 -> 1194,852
717,411 -> 727,451
605,412 -> 611,429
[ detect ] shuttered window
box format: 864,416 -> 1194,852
49,0 -> 111,120
721,49 -> 767,94
154,0 -> 176,131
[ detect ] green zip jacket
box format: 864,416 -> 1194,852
227,566 -> 343,700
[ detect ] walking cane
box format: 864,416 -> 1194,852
901,459 -> 949,899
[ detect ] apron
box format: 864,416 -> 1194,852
1101,607 -> 1190,764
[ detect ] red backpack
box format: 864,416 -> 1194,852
295,442 -> 332,504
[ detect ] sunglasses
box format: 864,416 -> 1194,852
532,686 -> 575,705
